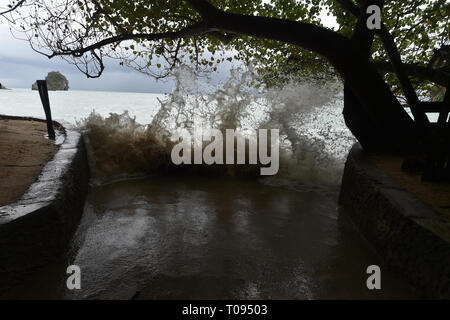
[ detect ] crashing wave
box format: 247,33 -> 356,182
77,65 -> 355,187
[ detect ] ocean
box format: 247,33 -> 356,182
0,88 -> 162,125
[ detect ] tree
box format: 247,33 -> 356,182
2,0 -> 450,154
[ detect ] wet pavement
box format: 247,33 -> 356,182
3,176 -> 420,299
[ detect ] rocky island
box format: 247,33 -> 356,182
32,71 -> 69,91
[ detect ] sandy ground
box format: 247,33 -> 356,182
375,153 -> 450,219
0,118 -> 57,206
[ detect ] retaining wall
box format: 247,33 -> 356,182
0,116 -> 89,294
339,143 -> 450,298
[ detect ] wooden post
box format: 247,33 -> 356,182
36,80 -> 56,140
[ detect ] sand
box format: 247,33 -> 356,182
375,153 -> 450,219
0,118 -> 58,207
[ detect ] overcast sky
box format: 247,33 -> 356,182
0,11 -> 337,93
0,22 -> 178,93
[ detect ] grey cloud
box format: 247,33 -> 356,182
0,23 -> 174,93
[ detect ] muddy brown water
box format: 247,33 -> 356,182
4,176 -> 420,299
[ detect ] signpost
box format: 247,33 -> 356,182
36,80 -> 56,140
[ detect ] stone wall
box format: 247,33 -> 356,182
339,143 -> 450,298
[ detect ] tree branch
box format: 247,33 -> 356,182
0,0 -> 26,15
378,24 -> 429,126
47,22 -> 213,58
186,0 -> 350,64
373,61 -> 450,87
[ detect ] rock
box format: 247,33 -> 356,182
32,71 -> 69,91
0,82 -> 8,89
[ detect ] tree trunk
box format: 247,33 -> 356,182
343,83 -> 382,150
334,52 -> 417,151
